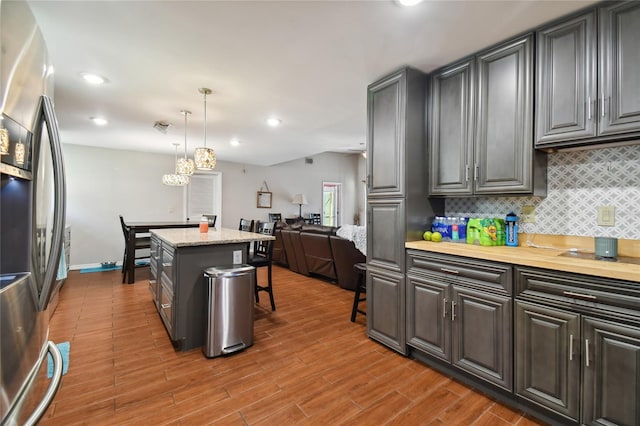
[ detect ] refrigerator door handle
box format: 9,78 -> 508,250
33,95 -> 67,311
24,341 -> 63,426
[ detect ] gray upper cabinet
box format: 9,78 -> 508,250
430,34 -> 544,196
475,34 -> 535,195
598,2 -> 640,137
536,11 -> 597,144
429,59 -> 475,195
536,1 -> 640,148
367,70 -> 405,198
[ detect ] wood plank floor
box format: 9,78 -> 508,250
41,265 -> 545,425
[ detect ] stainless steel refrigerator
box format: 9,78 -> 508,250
1,1 -> 66,424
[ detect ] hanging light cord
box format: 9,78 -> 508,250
203,91 -> 207,148
183,110 -> 189,158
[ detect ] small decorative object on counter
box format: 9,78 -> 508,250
199,216 -> 209,233
505,212 -> 518,247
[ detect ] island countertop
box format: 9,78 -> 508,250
151,227 -> 274,248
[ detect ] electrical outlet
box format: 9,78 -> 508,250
233,250 -> 242,264
597,205 -> 615,226
521,206 -> 535,223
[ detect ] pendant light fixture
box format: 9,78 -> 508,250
162,142 -> 190,186
175,109 -> 195,176
194,87 -> 216,170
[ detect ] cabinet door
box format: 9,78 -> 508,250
515,301 -> 580,421
367,70 -> 405,197
451,285 -> 512,390
367,198 -> 405,273
599,2 -> 640,136
367,265 -> 406,355
429,59 -> 474,195
406,273 -> 450,362
474,34 -> 533,194
536,11 -> 597,144
582,317 -> 640,426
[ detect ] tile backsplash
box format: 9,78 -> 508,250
445,144 -> 640,240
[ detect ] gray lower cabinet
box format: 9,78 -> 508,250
536,1 -> 640,148
149,235 -> 159,307
515,300 -> 581,421
367,265 -> 405,354
429,33 -> 545,196
150,238 -> 248,351
406,250 -> 513,391
515,266 -> 640,425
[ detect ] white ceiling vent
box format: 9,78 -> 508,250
153,120 -> 172,134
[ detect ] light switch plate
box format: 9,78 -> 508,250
521,206 -> 535,223
233,250 -> 242,264
597,205 -> 615,226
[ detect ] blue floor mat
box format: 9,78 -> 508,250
47,341 -> 70,378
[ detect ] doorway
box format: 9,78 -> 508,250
322,181 -> 341,227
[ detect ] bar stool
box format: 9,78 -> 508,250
351,263 -> 367,322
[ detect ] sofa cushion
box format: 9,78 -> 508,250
300,232 -> 336,281
329,236 -> 366,290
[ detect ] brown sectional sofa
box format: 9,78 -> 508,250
273,222 -> 365,291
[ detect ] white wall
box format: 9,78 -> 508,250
63,144 -> 363,267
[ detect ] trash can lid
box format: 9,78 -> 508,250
203,264 -> 255,277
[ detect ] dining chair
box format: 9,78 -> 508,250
311,213 -> 321,225
238,218 -> 254,232
268,213 -> 282,222
247,221 -> 277,311
119,215 -> 151,284
202,214 -> 217,227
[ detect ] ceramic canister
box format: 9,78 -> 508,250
594,237 -> 618,258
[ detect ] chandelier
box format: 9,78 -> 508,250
175,110 -> 195,176
162,142 -> 190,186
194,87 -> 216,170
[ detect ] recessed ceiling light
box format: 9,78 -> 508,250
230,138 -> 240,147
80,72 -> 107,85
396,0 -> 422,6
266,117 -> 281,127
90,117 -> 108,126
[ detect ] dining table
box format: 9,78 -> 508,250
125,221 -> 199,284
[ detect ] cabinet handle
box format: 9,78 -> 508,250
149,279 -> 156,284
601,92 -> 605,117
562,290 -> 597,301
465,165 -> 469,182
163,262 -> 172,267
474,163 -> 479,181
443,298 -> 448,318
569,334 -> 574,361
587,97 -> 592,120
585,339 -> 590,367
440,268 -> 459,275
161,303 -> 171,309
451,301 -> 456,321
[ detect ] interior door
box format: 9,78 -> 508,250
322,181 -> 341,226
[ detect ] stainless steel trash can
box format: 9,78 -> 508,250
203,264 -> 255,358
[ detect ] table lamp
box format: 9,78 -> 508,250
291,194 -> 308,220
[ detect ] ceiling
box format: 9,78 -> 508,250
27,0 -> 597,167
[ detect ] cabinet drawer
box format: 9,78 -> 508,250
159,282 -> 173,337
515,267 -> 640,320
407,250 -> 512,295
161,247 -> 174,282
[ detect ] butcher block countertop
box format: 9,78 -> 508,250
406,234 -> 640,283
152,227 -> 274,248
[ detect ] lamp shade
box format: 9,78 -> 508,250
291,194 -> 308,205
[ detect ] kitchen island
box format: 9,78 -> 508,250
149,227 -> 274,351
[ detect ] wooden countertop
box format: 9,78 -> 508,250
406,236 -> 640,283
151,227 -> 274,248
